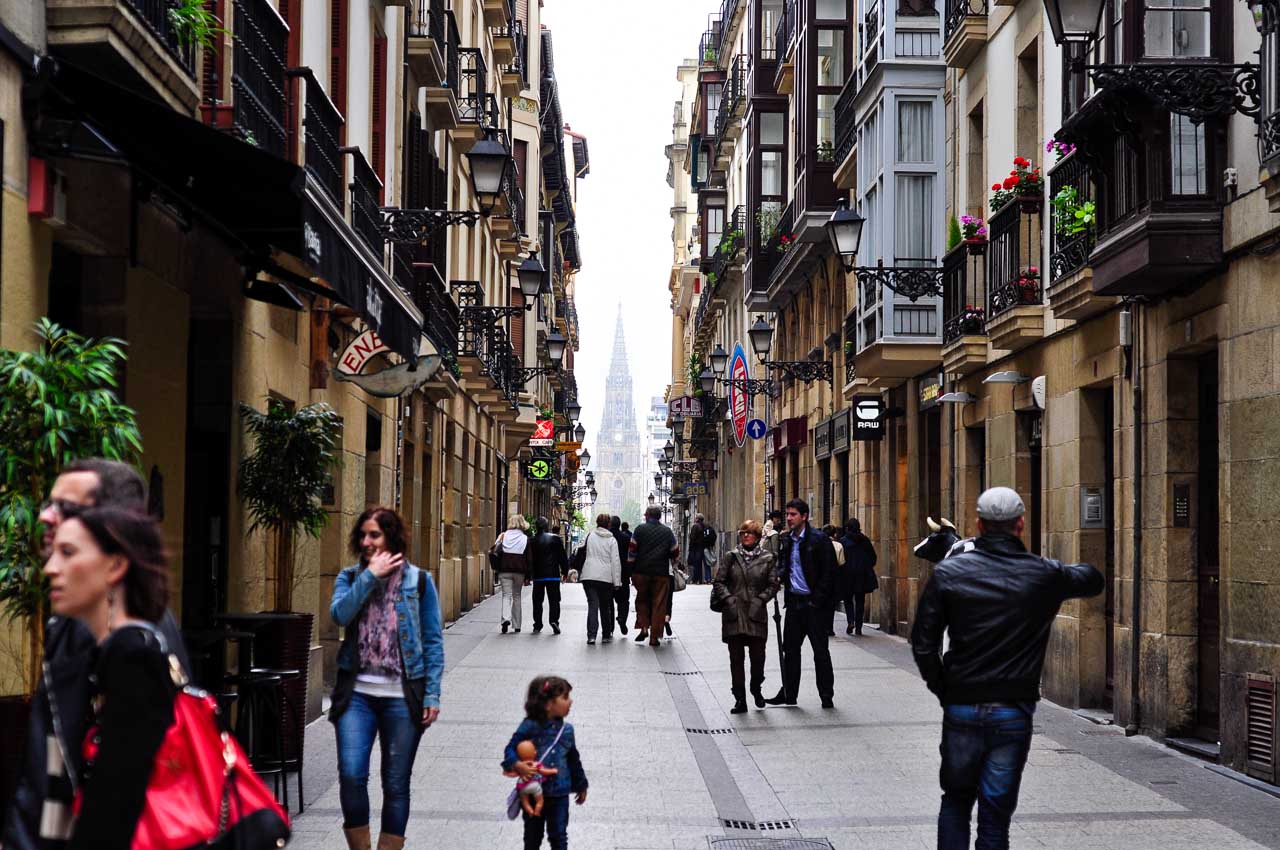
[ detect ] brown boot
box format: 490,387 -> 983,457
343,826 -> 371,850
377,834 -> 406,850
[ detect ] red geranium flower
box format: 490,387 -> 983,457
1003,176 -> 1020,189
992,183 -> 1002,191
1014,156 -> 1029,167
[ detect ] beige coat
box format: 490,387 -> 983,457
711,545 -> 780,642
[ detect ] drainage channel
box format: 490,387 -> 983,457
656,639 -> 830,847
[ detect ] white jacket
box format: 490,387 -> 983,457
579,527 -> 622,586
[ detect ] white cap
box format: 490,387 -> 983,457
976,487 -> 1025,522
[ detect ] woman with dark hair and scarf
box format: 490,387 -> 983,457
330,507 -> 444,850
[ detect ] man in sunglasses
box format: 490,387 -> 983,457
4,459 -> 189,850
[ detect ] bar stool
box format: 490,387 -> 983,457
232,667 -> 304,814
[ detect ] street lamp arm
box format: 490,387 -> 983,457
719,377 -> 780,398
380,208 -> 482,243
763,360 -> 834,385
1078,61 -> 1260,123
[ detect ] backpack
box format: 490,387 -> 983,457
702,526 -> 717,548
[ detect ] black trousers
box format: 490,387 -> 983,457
532,581 -> 561,628
727,636 -> 766,696
782,599 -> 834,700
614,574 -> 630,626
833,591 -> 867,632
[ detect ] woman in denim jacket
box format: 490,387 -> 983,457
502,676 -> 588,850
330,507 -> 445,850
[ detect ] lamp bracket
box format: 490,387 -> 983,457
719,377 -> 780,398
381,208 -> 482,243
1074,62 -> 1260,124
763,360 -> 834,385
854,264 -> 944,302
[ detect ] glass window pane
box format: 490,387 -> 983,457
1144,0 -> 1210,58
1170,113 -> 1206,195
762,151 -> 783,195
762,0 -> 783,57
897,101 -> 933,162
895,174 -> 934,262
707,207 -> 726,252
818,94 -> 836,150
818,30 -> 845,85
817,0 -> 847,19
761,112 -> 785,145
706,83 -> 723,132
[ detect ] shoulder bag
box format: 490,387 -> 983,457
671,564 -> 688,593
505,723 -> 566,820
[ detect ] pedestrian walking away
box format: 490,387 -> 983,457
686,514 -> 709,584
628,505 -> 680,646
493,514 -> 533,634
765,499 -> 837,708
911,486 -> 1103,850
711,520 -> 780,713
3,458 -> 192,850
330,507 -> 445,850
502,676 -> 588,850
571,514 -> 622,644
613,520 -> 633,634
822,525 -> 845,636
837,517 -> 878,636
530,517 -> 569,635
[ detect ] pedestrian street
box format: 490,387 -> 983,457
286,586 -> 1280,850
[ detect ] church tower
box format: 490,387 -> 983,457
592,307 -> 646,520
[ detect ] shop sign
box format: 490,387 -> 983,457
669,395 -> 704,418
781,416 -> 808,451
337,330 -> 390,375
729,343 -> 750,447
832,409 -> 850,454
853,396 -> 886,441
764,427 -> 777,459
814,417 -> 832,460
524,458 -> 554,481
919,372 -> 944,411
682,481 -> 708,496
555,441 -> 583,452
530,419 -> 555,448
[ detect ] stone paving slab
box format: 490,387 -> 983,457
287,583 -> 1280,849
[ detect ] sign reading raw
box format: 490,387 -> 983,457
853,396 -> 885,440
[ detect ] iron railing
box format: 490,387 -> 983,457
942,243 -> 987,343
834,73 -> 858,167
776,0 -> 795,61
232,0 -> 289,157
410,0 -> 445,42
718,0 -> 741,60
502,158 -> 527,233
1048,149 -> 1093,285
458,49 -> 499,128
715,53 -> 750,138
126,0 -> 196,73
757,201 -> 794,285
699,16 -> 723,66
441,10 -> 460,92
987,194 -> 1043,318
290,68 -> 344,206
348,149 -> 384,254
509,19 -> 528,88
944,0 -> 986,42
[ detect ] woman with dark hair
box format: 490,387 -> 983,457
330,506 -> 445,850
41,506 -> 174,849
838,517 -> 878,636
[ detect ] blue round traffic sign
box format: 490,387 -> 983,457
746,418 -> 767,440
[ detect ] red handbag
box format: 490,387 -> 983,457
77,628 -> 291,849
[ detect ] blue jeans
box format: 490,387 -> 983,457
523,794 -> 570,850
937,703 -> 1034,850
336,692 -> 423,835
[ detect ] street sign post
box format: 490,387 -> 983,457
746,418 -> 767,440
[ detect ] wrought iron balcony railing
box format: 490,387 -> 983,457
394,248 -> 460,360
288,68 -> 344,207
459,49 -> 499,128
754,201 -> 793,287
509,19 -> 528,88
232,0 -> 289,157
718,0 -> 741,60
987,194 -> 1043,318
410,0 -> 445,44
715,53 -> 749,139
126,0 -> 196,73
944,0 -> 986,42
1047,149 -> 1093,285
347,149 -> 384,254
699,16 -> 723,66
776,0 -> 795,61
942,243 -> 987,344
834,72 -> 858,168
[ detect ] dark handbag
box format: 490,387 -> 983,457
488,544 -> 501,572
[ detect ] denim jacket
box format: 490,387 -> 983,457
329,563 -> 444,718
502,718 -> 587,798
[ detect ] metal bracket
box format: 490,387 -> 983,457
1081,62 -> 1261,124
380,208 -> 482,243
764,360 -> 834,385
854,264 -> 944,301
720,378 -> 780,398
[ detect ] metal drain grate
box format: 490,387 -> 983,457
708,837 -> 831,849
718,819 -> 797,831
663,670 -> 702,676
688,727 -> 736,735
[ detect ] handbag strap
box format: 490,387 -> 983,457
538,722 -> 567,762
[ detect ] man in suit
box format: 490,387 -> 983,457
765,499 -> 838,708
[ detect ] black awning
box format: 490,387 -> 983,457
26,58 -> 422,361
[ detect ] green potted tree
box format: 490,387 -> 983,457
0,319 -> 142,794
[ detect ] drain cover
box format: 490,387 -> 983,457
720,819 -> 793,830
708,839 -> 832,849
688,727 -> 736,735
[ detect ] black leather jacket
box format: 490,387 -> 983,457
531,532 -> 569,581
776,525 -> 837,609
911,533 -> 1104,706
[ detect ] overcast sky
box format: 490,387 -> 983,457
541,1 -> 711,463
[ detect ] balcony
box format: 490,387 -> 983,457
699,16 -> 723,67
833,73 -> 858,189
1047,149 -> 1115,321
482,0 -> 515,30
498,20 -> 528,97
215,0 -> 289,158
408,0 -> 448,87
287,68 -> 345,208
774,0 -> 797,94
47,0 -> 199,111
395,246 -> 460,363
942,0 -> 986,69
456,49 -> 499,150
346,147 -> 384,255
424,10 -> 461,130
941,243 -> 988,376
852,261 -> 943,385
985,196 -> 1044,352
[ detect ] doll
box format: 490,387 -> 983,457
514,740 -> 552,816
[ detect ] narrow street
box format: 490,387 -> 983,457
288,587 -> 1280,850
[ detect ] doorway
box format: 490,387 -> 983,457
919,408 -> 942,525
1018,412 -> 1043,555
1196,352 -> 1220,740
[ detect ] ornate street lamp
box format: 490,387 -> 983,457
467,134 -> 512,214
517,251 -> 546,301
565,399 -> 582,421
579,448 -> 591,467
545,331 -> 567,366
748,315 -> 774,361
654,471 -> 663,489
379,134 -> 513,241
748,314 -> 834,385
1039,0 -> 1107,46
709,343 -> 729,375
663,440 -> 675,461
826,200 -> 866,273
574,423 -> 586,443
699,367 -> 717,396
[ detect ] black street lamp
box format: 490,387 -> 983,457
379,134 -> 514,242
709,344 -> 729,375
574,423 -> 586,443
1039,0 -> 1107,45
654,471 -> 663,489
748,314 -> 834,385
545,330 -> 567,365
517,251 -> 546,302
748,315 -> 774,361
565,399 -> 582,421
826,200 -> 866,273
663,440 -> 675,461
579,448 -> 591,467
467,134 -> 512,214
699,367 -> 718,396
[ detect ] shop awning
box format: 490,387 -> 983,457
25,58 -> 422,361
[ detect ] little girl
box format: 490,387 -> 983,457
502,676 -> 588,850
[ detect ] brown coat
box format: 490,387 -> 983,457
711,545 -> 780,642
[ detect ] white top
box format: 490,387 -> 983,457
496,529 -> 528,554
830,538 -> 846,566
354,672 -> 404,698
579,527 -> 622,586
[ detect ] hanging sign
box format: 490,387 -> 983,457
682,481 -> 708,496
853,396 -> 886,441
729,343 -> 749,447
337,330 -> 390,375
530,419 -> 555,448
524,458 -> 554,481
555,441 -> 583,452
669,395 -> 704,418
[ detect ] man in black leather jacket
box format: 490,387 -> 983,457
3,459 -> 190,850
530,516 -> 569,634
911,486 -> 1103,850
764,498 -> 838,708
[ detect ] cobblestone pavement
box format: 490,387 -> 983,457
287,584 -> 1280,849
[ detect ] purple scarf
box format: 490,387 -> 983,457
357,566 -> 403,677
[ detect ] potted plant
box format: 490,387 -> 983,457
0,320 -> 143,692
948,216 -> 963,251
168,0 -> 226,49
843,340 -> 854,356
1016,267 -> 1041,304
703,46 -> 717,64
960,305 -> 986,334
1051,185 -> 1096,239
755,206 -> 781,243
960,214 -> 988,254
817,140 -> 836,162
1046,136 -> 1076,162
779,233 -> 795,253
990,156 -> 1044,213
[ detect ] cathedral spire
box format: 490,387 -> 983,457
594,308 -> 643,517
610,305 -> 628,373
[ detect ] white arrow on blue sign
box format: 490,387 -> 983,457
745,418 -> 767,440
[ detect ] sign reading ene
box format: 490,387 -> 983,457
729,343 -> 749,447
337,330 -> 390,375
530,419 -> 555,447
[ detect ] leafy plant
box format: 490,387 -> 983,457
755,206 -> 782,243
990,156 -> 1043,211
0,319 -> 143,690
238,399 -> 343,611
441,349 -> 462,379
168,0 -> 226,50
1051,186 -> 1096,237
687,352 -> 705,391
817,140 -> 836,162
843,340 -> 854,355
571,510 -> 587,530
960,214 -> 987,240
1045,136 -> 1076,161
948,215 -> 963,250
